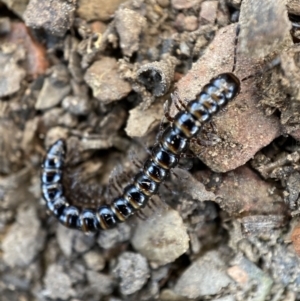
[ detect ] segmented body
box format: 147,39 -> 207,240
41,72 -> 240,233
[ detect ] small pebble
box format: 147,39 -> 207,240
43,264 -> 75,300
172,168 -> 216,201
125,100 -> 164,138
184,15 -> 198,31
174,251 -> 232,298
115,8 -> 146,57
35,65 -> 71,110
212,297 -> 236,301
84,57 -> 131,104
97,223 -> 131,249
77,0 -> 128,21
83,251 -> 106,271
131,208 -> 189,266
171,0 -> 201,10
24,0 -> 76,37
87,271 -> 115,296
0,43 -> 26,97
56,224 -> 96,257
199,1 -> 219,25
157,0 -> 170,8
270,244 -> 300,292
62,95 -> 91,116
174,13 -> 185,31
2,206 -> 46,267
228,254 -> 273,300
113,252 -> 150,295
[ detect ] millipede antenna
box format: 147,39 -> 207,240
232,24 -> 240,73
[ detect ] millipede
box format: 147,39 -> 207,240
41,71 -> 241,233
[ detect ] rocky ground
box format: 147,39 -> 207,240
1,0 -> 300,300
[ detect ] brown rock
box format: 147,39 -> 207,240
84,57 -> 131,104
6,22 -> 49,77
174,13 -> 185,31
171,24 -> 281,172
115,8 -> 146,57
24,0 -> 76,37
184,16 -> 198,31
214,166 -> 286,217
77,0 -> 128,21
292,223 -> 300,256
199,1 -> 219,25
171,0 -> 202,10
125,100 -> 164,138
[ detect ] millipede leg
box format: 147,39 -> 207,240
131,158 -> 143,170
171,92 -> 187,112
163,100 -> 175,123
232,24 -> 240,73
136,210 -> 147,221
147,198 -> 157,212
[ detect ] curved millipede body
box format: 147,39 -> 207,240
41,72 -> 240,233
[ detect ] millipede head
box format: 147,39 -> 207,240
212,72 -> 241,101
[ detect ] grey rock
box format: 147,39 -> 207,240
269,246 -> 300,293
24,0 -> 76,37
56,224 -> 96,257
86,270 -> 115,296
228,254 -> 273,301
113,252 -> 150,295
43,264 -> 75,300
97,223 -> 131,249
2,206 -> 46,267
115,8 -> 146,57
131,208 -> 189,266
62,95 -> 91,116
0,43 -> 26,97
83,251 -> 106,271
35,65 -> 71,110
174,251 -> 232,298
172,168 -> 216,201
